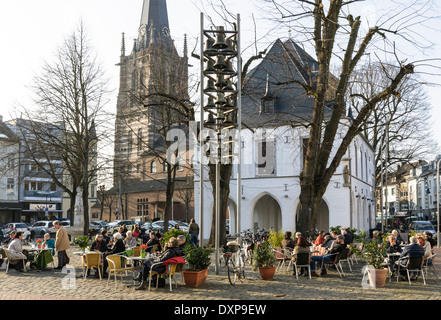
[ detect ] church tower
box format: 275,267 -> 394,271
114,0 -> 189,185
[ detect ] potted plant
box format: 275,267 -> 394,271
252,241 -> 277,280
73,235 -> 90,252
182,245 -> 213,287
356,235 -> 389,287
140,244 -> 148,258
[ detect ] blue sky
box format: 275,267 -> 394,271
1,0 -> 440,157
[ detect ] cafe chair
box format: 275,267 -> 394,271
396,256 -> 426,285
339,248 -> 353,273
106,254 -> 136,287
321,252 -> 345,278
3,248 -> 26,274
423,253 -> 438,281
148,256 -> 186,292
274,247 -> 289,272
292,252 -> 311,279
82,252 -> 103,280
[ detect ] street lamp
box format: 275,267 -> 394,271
200,14 -> 241,274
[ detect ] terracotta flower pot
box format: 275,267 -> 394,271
183,267 -> 209,287
367,268 -> 388,287
259,266 -> 276,281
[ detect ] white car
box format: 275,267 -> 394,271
3,222 -> 28,234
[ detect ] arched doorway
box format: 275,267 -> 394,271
252,194 -> 282,231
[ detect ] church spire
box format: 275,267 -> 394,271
138,0 -> 171,49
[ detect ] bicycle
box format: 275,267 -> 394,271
224,242 -> 246,285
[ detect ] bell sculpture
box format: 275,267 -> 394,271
213,54 -> 227,70
213,27 -> 228,49
204,37 -> 217,56
204,79 -> 216,93
204,59 -> 216,74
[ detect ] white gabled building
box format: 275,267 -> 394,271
194,39 -> 375,241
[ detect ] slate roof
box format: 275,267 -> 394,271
0,119 -> 18,142
242,38 -> 335,128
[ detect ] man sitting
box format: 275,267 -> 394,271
134,237 -> 182,290
310,235 -> 345,276
395,236 -> 425,281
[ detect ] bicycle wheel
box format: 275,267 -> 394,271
227,258 -> 237,285
238,256 -> 246,281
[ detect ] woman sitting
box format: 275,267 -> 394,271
7,232 -> 28,272
124,231 -> 137,248
90,234 -> 108,253
42,233 -> 55,255
292,236 -> 311,276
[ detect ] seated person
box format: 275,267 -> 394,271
176,235 -> 187,256
310,235 -> 345,276
101,230 -> 111,247
282,232 -> 296,249
41,233 -> 55,255
321,233 -> 335,248
145,231 -> 161,253
103,233 -> 126,277
391,230 -> 403,245
292,236 -> 311,276
417,233 -> 432,265
90,234 -> 108,253
134,237 -> 182,290
7,232 -> 28,272
395,236 -> 425,281
313,231 -> 325,246
124,231 -> 137,248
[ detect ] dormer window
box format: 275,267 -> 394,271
261,98 -> 275,114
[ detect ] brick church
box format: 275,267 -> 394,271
110,0 -> 194,223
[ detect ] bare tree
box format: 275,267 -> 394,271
14,22 -> 112,235
258,0 -> 439,235
349,61 -> 436,185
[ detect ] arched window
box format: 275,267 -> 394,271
150,160 -> 157,174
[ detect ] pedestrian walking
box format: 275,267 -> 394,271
188,218 -> 199,246
53,220 -> 70,270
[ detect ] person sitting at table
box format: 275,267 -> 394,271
395,236 -> 425,281
124,231 -> 137,248
386,235 -> 402,254
7,232 -> 28,272
132,225 -> 141,239
102,232 -> 126,277
292,236 -> 311,276
391,230 -> 403,245
424,231 -> 436,250
313,231 -> 325,246
145,231 -> 161,253
90,234 -> 108,253
282,231 -> 296,249
310,235 -> 345,276
341,229 -> 352,246
176,235 -> 187,256
416,233 -> 432,263
372,230 -> 383,245
321,233 -> 335,248
42,233 -> 55,255
134,237 -> 182,290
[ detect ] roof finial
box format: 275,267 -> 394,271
121,32 -> 126,57
183,34 -> 188,58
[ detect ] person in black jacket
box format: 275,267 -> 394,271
134,237 -> 181,290
145,231 -> 161,253
102,233 -> 126,277
90,234 -> 108,253
310,235 -> 345,276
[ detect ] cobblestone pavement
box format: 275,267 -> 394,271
1,246 -> 440,301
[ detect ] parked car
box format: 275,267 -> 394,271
408,221 -> 437,240
31,221 -> 57,237
151,220 -> 183,233
3,222 -> 29,235
91,220 -> 109,230
107,220 -> 137,234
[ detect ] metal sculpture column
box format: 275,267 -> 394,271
200,14 -> 241,275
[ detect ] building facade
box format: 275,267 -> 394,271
194,39 -> 376,240
0,116 -> 22,224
